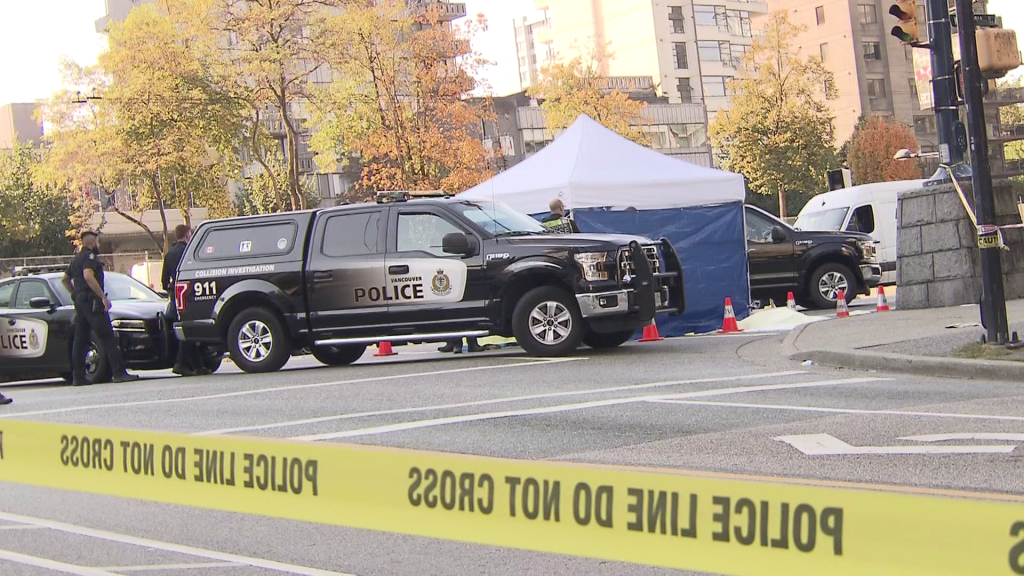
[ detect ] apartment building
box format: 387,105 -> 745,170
528,0 -> 768,116
514,14 -> 556,90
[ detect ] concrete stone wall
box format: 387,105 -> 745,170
897,180 -> 1024,309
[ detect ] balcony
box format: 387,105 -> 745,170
437,1 -> 466,21
988,123 -> 1024,142
536,27 -> 553,44
599,76 -> 656,94
534,0 -> 550,9
986,87 -> 1024,105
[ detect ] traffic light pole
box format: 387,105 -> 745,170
953,0 -> 1010,345
925,0 -> 966,183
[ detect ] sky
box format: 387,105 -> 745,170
0,0 -> 1020,105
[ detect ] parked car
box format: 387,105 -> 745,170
0,266 -> 223,384
745,205 -> 881,309
172,192 -> 686,373
793,179 -> 926,285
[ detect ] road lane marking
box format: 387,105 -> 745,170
0,549 -> 120,576
774,432 -> 1017,455
901,433 -> 1024,442
295,376 -> 883,441
0,358 -> 580,419
0,512 -> 355,576
197,370 -> 808,436
96,562 -> 242,571
649,399 -> 1024,422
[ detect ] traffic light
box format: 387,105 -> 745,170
976,27 -> 1021,78
889,0 -> 920,44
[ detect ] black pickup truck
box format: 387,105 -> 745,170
172,192 -> 685,373
745,205 -> 880,309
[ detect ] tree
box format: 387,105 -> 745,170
310,1 -> 494,194
708,10 -> 838,218
0,140 -> 72,258
209,0 -> 349,211
236,148 -> 320,216
527,42 -> 650,144
845,116 -> 921,184
38,3 -> 244,253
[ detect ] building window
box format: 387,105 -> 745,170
914,115 -> 936,135
702,76 -> 732,97
819,42 -> 829,62
644,123 -> 708,149
857,4 -> 877,25
678,78 -> 694,103
727,10 -> 752,37
867,78 -> 887,98
863,42 -> 882,60
673,42 -> 688,69
694,5 -> 719,27
731,44 -> 750,68
669,6 -> 685,33
909,78 -> 919,98
698,40 -> 730,63
815,6 -> 825,25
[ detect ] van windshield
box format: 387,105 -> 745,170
794,207 -> 849,231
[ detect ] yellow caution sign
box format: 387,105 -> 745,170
979,234 -> 1002,249
0,419 -> 1022,575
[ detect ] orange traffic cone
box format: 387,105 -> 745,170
876,285 -> 891,312
718,297 -> 743,333
374,341 -> 397,357
786,291 -> 797,309
836,290 -> 850,318
638,319 -> 664,342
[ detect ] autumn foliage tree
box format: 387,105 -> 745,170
309,1 -> 493,196
845,116 -> 921,184
527,43 -> 649,144
709,11 -> 838,217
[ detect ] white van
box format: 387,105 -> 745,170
793,179 -> 926,284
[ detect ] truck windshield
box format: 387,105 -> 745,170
453,200 -> 547,236
794,207 -> 849,231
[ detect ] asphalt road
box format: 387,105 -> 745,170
0,331 -> 1021,575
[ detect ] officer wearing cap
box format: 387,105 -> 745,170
62,231 -> 139,385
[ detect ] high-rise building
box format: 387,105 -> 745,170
529,0 -> 769,117
513,14 -> 555,90
0,103 -> 42,149
757,0 -> 936,153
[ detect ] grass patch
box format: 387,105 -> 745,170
953,342 -> 1024,362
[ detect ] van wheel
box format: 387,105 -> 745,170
227,308 -> 291,373
512,286 -> 584,357
807,263 -> 857,309
311,344 -> 366,366
582,329 -> 635,349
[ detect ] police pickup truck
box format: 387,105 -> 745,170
172,192 -> 685,373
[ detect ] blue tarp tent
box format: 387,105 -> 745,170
461,115 -> 750,335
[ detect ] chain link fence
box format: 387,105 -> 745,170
0,252 -> 160,280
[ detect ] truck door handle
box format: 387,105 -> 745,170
389,265 -> 410,275
313,271 -> 333,282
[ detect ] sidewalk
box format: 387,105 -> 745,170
783,299 -> 1024,381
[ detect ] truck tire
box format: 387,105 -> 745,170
512,286 -> 584,357
311,344 -> 366,366
582,329 -> 635,349
807,263 -> 857,310
227,307 -> 291,373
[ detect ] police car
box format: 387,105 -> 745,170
0,265 -> 223,384
172,191 -> 686,373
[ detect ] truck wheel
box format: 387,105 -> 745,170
582,329 -> 635,349
227,308 -> 291,373
807,263 -> 857,309
512,286 -> 584,357
311,344 -> 366,366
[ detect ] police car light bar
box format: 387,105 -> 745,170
375,190 -> 453,204
13,264 -> 68,276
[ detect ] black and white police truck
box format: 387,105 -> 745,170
171,192 -> 685,373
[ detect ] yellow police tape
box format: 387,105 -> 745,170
0,418 -> 1022,575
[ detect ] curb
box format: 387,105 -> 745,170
790,349 -> 1024,381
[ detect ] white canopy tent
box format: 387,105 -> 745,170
461,114 -> 746,213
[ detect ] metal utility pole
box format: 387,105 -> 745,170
924,0 -> 967,182
953,0 -> 1010,344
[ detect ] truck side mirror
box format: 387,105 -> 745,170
771,225 -> 787,243
442,232 -> 476,256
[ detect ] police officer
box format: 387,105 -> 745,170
541,198 -> 580,234
62,231 -> 139,386
162,224 -> 204,376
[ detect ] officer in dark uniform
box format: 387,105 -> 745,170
62,231 -> 139,386
162,224 -> 204,376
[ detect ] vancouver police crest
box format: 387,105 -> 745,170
28,329 -> 39,350
431,269 -> 452,297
